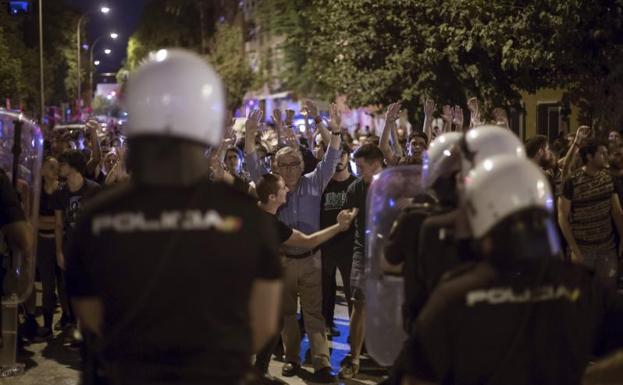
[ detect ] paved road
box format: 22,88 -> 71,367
3,281 -> 388,385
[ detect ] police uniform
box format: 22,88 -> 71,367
404,258 -> 623,385
65,178 -> 281,385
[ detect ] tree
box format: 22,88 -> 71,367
120,0 -> 254,111
207,23 -> 254,111
264,0 -> 623,126
0,26 -> 24,103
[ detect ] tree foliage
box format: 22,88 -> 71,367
261,0 -> 623,127
0,0 -> 82,114
121,0 -> 253,111
207,23 -> 254,111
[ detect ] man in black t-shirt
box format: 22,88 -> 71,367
320,144 -> 357,333
340,144 -> 384,379
52,150 -> 101,329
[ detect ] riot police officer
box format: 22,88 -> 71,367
402,155 -> 623,385
65,49 -> 282,385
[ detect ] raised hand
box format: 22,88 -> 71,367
424,98 -> 435,116
452,105 -> 464,128
467,97 -> 482,127
328,103 -> 341,133
575,125 -> 591,145
304,100 -> 319,118
285,109 -> 295,127
337,208 -> 356,230
245,109 -> 263,135
492,107 -> 509,128
386,102 -> 401,122
442,105 -> 453,123
272,108 -> 283,130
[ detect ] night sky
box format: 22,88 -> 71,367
64,0 -> 149,74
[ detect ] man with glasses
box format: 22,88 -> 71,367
245,105 -> 343,382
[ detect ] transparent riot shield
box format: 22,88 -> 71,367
365,165 -> 424,366
0,110 -> 43,377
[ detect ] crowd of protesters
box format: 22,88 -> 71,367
7,87 -> 623,384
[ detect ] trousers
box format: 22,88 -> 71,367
281,252 -> 330,370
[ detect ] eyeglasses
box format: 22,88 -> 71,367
277,161 -> 301,171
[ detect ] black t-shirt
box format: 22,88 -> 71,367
405,258 -> 623,385
52,178 -> 101,232
0,169 -> 25,227
344,177 -> 369,289
265,212 -> 293,244
320,175 -> 357,260
65,178 -> 281,380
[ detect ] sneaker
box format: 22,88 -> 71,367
314,366 -> 337,383
339,360 -> 360,379
281,362 -> 300,377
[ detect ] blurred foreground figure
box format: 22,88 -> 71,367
66,49 -> 282,385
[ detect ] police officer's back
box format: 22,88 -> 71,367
65,50 -> 282,385
403,156 -> 623,385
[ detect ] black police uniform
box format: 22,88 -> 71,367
404,258 -> 623,385
385,198 -> 461,330
65,178 -> 281,385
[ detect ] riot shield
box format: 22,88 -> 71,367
365,165 -> 424,366
0,110 -> 43,377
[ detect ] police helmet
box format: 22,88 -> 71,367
125,49 -> 225,146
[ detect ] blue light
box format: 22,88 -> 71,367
389,198 -> 395,208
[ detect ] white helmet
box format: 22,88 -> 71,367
125,48 -> 225,146
423,132 -> 463,187
461,125 -> 525,173
464,155 -> 554,238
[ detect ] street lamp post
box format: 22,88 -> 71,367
76,6 -> 109,115
89,32 -> 118,105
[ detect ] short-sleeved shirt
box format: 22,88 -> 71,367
52,178 -> 101,232
320,175 -> 357,260
265,212 -> 293,244
562,169 -> 615,252
65,179 -> 281,380
404,259 -> 623,385
0,169 -> 26,227
344,177 -> 369,288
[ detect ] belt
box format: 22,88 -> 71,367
285,247 -> 320,259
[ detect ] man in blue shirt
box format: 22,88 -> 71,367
245,105 -> 343,382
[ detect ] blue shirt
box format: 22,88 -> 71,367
277,146 -> 341,255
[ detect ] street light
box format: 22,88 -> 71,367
89,32 -> 118,105
94,60 -> 100,66
76,5 -> 110,112
104,48 -> 112,55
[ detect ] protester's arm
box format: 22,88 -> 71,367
309,104 -> 342,190
558,195 -> 582,263
380,102 -> 401,164
423,99 -> 435,140
244,110 -> 263,182
54,210 -> 65,269
441,105 -> 453,133
305,101 -> 331,146
467,97 -> 482,129
562,126 -> 589,180
452,105 -> 464,132
284,209 -> 355,249
85,121 -> 102,174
